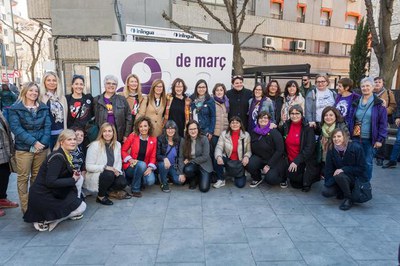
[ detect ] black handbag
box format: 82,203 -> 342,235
225,138 -> 245,178
351,179 -> 372,203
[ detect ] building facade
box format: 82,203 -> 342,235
27,0 -> 366,93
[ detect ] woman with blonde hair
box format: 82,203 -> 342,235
40,71 -> 68,150
9,82 -> 51,213
85,123 -> 130,205
138,79 -> 166,136
23,129 -> 86,231
120,74 -> 144,131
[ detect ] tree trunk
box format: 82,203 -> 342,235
232,33 -> 243,75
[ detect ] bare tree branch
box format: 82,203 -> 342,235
238,0 -> 250,31
196,0 -> 232,33
0,18 -> 34,41
240,19 -> 265,46
161,11 -> 211,43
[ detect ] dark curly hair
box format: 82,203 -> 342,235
133,116 -> 154,136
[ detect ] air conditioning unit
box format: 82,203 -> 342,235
262,36 -> 275,49
294,40 -> 306,51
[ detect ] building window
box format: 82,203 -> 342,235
202,0 -> 224,5
344,14 -> 359,30
282,38 -> 295,51
4,29 -> 8,36
5,44 -> 9,51
320,11 -> 331,26
342,44 -> 352,56
297,6 -> 305,23
271,2 -> 283,20
315,41 -> 329,54
2,14 -> 6,20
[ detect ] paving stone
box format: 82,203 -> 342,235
6,246 -> 67,265
56,245 -> 112,265
203,215 -> 247,244
205,243 -> 256,266
105,244 -> 158,265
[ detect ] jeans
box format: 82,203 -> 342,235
390,127 -> 400,162
125,161 -> 156,192
157,161 -> 181,185
183,162 -> 210,192
221,157 -> 246,188
353,138 -> 374,181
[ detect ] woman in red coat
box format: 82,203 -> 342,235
121,116 -> 157,198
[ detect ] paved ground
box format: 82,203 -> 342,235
0,165 -> 399,266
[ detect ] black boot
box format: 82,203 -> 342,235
339,198 -> 353,211
382,161 -> 397,169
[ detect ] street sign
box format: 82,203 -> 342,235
13,70 -> 20,78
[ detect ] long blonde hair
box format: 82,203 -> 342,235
17,82 -> 41,106
53,129 -> 76,151
148,79 -> 166,106
40,71 -> 64,100
122,74 -> 143,101
95,122 -> 118,151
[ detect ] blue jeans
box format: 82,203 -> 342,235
125,161 -> 156,192
354,138 -> 375,181
157,161 -> 181,185
390,127 -> 400,162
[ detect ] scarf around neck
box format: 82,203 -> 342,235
253,121 -> 271,137
213,95 -> 230,113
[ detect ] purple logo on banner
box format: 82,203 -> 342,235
120,52 -> 162,94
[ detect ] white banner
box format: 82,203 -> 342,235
98,41 -> 233,95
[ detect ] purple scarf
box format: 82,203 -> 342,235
253,121 -> 271,138
213,95 -> 230,113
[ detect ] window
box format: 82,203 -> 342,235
5,44 -> 9,51
342,44 -> 352,56
271,3 -> 283,20
2,14 -> 6,20
202,0 -> 224,5
282,38 -> 295,51
345,14 -> 358,30
4,29 -> 8,36
315,41 -> 329,54
320,11 -> 330,26
297,6 -> 305,23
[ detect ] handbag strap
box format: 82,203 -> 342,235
357,100 -> 374,122
241,138 -> 245,159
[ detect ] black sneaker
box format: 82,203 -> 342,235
249,179 -> 263,188
376,158 -> 383,166
382,161 -> 397,169
161,183 -> 171,193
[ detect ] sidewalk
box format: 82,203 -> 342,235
0,165 -> 399,265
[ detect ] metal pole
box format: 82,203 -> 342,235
9,0 -> 19,72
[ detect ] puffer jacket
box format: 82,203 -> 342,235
214,130 -> 252,160
93,93 -> 132,142
213,100 -> 229,137
8,101 -> 51,151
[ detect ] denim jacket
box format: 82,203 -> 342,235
190,95 -> 216,135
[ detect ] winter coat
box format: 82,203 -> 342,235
269,95 -> 284,126
214,130 -> 251,160
334,92 -> 361,127
9,101 -> 51,151
84,140 -> 122,192
156,135 -> 181,165
178,135 -> 213,174
121,133 -> 157,170
348,95 -> 388,145
213,100 -> 229,137
250,129 -> 285,167
281,94 -> 305,124
315,121 -> 349,163
40,94 -> 68,130
190,95 -> 216,136
376,88 -> 397,116
226,88 -> 253,129
93,93 -> 132,142
137,96 -> 166,137
324,141 -> 368,187
305,88 -> 337,123
0,111 -> 14,165
248,97 -> 276,129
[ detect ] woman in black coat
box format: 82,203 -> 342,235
23,129 -> 86,232
279,105 -> 320,191
247,111 -> 286,188
322,128 -> 368,210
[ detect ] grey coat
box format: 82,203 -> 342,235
178,135 -> 213,174
93,93 -> 132,142
305,88 -> 337,123
0,111 -> 13,165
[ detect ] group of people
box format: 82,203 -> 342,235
0,71 -> 398,231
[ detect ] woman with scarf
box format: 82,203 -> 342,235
265,80 -> 284,125
120,74 -> 144,132
280,80 -> 305,125
315,107 -> 348,173
190,79 -> 216,140
214,116 -> 251,188
211,83 -> 229,184
248,83 -> 275,133
40,71 -> 68,150
323,128 -> 368,210
247,111 -> 286,188
163,78 -> 191,137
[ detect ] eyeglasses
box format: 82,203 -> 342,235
166,127 -> 176,130
188,128 -> 198,131
106,82 -> 117,86
290,112 -> 301,116
316,80 -> 327,84
302,79 -> 308,82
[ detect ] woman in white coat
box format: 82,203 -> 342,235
84,122 -> 130,205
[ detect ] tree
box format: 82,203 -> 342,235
349,18 -> 370,88
365,0 -> 400,89
162,0 -> 264,75
0,18 -> 48,81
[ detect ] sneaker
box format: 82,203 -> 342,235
382,160 -> 397,169
33,222 -> 49,232
376,158 -> 383,166
249,179 -> 263,188
280,181 -> 288,188
0,198 -> 19,208
69,214 -> 84,220
0,209 -> 5,217
213,180 -> 225,189
161,183 -> 171,193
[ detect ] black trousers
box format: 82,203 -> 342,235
375,139 -> 386,160
286,160 -> 320,188
247,155 -> 286,185
0,162 -> 11,199
334,172 -> 356,199
183,162 -> 210,192
98,170 -> 127,197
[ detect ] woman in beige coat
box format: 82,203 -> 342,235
138,79 -> 166,137
214,116 -> 251,188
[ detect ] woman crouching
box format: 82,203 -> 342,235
23,129 -> 86,231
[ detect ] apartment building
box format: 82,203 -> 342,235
0,0 -> 18,78
27,0 -> 366,93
